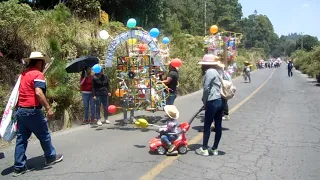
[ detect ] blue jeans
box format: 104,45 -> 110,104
165,91 -> 177,105
14,108 -> 56,169
95,95 -> 108,120
161,134 -> 177,146
203,98 -> 224,150
82,93 -> 95,120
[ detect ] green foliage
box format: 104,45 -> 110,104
291,46 -> 320,82
296,35 -> 319,52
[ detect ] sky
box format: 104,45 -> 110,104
239,0 -> 320,39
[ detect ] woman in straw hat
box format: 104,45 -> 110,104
158,105 -> 180,153
196,54 -> 225,156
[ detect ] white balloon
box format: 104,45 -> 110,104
99,30 -> 109,40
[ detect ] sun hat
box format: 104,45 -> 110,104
22,52 -> 51,64
164,105 -> 179,119
198,54 -> 221,65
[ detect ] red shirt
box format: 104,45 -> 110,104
18,67 -> 46,107
80,76 -> 93,92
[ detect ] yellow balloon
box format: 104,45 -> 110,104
128,38 -> 137,45
210,25 -> 218,34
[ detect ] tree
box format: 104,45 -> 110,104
296,35 -> 319,51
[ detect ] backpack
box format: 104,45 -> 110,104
245,66 -> 250,72
288,63 -> 293,69
218,76 -> 236,100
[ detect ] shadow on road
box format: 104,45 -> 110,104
192,126 -> 230,132
307,80 -> 320,87
133,145 -> 146,148
188,144 -> 226,155
0,152 -> 4,160
1,155 -> 52,176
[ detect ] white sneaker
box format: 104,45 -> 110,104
105,120 -> 110,124
97,120 -> 102,126
222,115 -> 230,120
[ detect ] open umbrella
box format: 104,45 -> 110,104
65,56 -> 99,73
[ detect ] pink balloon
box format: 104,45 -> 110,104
108,105 -> 117,114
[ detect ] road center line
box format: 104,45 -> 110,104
140,69 -> 275,180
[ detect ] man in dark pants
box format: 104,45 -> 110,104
158,61 -> 179,105
288,60 -> 294,77
92,67 -> 111,125
14,52 -> 63,177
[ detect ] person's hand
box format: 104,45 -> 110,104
93,96 -> 97,100
156,81 -> 162,84
108,93 -> 111,96
46,108 -> 54,120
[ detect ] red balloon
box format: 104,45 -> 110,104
108,105 -> 117,114
171,58 -> 182,68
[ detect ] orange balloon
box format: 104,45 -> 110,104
171,58 -> 182,68
115,89 -> 125,97
210,25 -> 218,34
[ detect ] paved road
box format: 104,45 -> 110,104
1,66 -> 320,180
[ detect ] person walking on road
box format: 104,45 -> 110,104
157,61 -> 179,105
92,66 -> 111,126
80,67 -> 95,124
288,60 -> 294,77
196,54 -> 225,156
243,61 -> 251,83
14,52 -> 63,177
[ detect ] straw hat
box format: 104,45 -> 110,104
23,52 -> 51,64
164,105 -> 179,119
198,54 -> 221,65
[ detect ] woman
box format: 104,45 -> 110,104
92,66 -> 111,126
80,67 -> 95,124
196,54 -> 225,156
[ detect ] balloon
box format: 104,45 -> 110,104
99,30 -> 109,40
128,38 -> 137,45
127,18 -> 137,28
108,105 -> 117,114
92,64 -> 102,74
149,28 -> 160,38
210,25 -> 218,34
138,44 -> 147,52
115,89 -> 125,97
162,37 -> 170,44
171,58 -> 182,68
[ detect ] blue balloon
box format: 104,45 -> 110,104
149,28 -> 160,38
127,18 -> 137,28
162,37 -> 170,44
92,64 -> 102,74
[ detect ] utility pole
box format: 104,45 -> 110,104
301,32 -> 304,50
204,0 -> 207,35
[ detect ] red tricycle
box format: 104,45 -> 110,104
149,122 -> 190,155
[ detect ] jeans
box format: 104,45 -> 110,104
123,100 -> 134,120
203,98 -> 224,150
82,93 -> 95,120
165,91 -> 177,105
161,134 -> 177,146
95,95 -> 108,120
223,99 -> 229,116
288,69 -> 293,77
14,108 -> 56,169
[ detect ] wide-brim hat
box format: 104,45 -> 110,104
23,52 -> 51,64
198,54 -> 221,65
164,60 -> 179,70
164,105 -> 179,119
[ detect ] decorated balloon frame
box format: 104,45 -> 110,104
104,22 -> 173,113
204,25 -> 243,65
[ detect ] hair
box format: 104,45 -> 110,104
26,59 -> 42,68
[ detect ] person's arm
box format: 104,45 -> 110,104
160,72 -> 173,85
202,69 -> 214,104
35,88 -> 51,111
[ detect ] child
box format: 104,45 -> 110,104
159,105 -> 180,152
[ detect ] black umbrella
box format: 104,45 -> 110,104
65,56 -> 99,73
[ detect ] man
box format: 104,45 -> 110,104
288,60 -> 294,77
14,52 -> 63,177
158,61 -> 179,105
